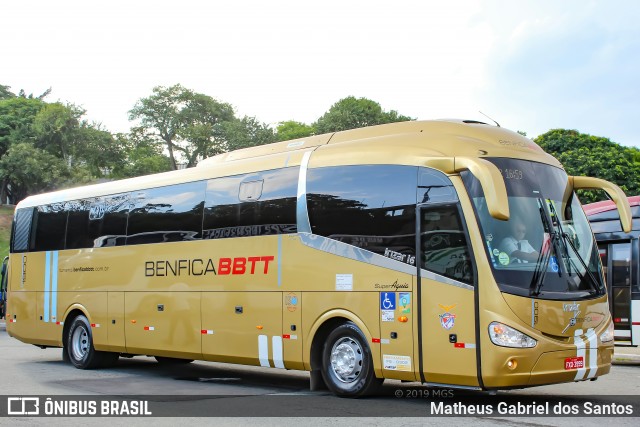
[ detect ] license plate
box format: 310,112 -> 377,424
564,356 -> 584,370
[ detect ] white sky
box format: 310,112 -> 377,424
2,0 -> 639,146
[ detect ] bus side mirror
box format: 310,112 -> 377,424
571,176 -> 632,233
455,157 -> 510,221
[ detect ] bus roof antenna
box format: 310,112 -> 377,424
479,111 -> 500,127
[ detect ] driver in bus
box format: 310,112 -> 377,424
499,218 -> 539,263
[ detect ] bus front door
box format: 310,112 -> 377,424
417,204 -> 479,387
600,241 -> 636,345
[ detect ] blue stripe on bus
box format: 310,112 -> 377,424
44,251 -> 51,322
51,251 -> 58,321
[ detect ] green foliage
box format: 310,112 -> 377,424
0,142 -> 69,201
0,85 -> 15,100
535,129 -> 640,203
314,96 -> 413,134
112,131 -> 171,178
220,116 -> 277,152
32,102 -> 83,159
276,121 -> 315,141
129,84 -> 235,168
0,97 -> 46,157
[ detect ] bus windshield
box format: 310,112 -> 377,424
462,158 -> 605,300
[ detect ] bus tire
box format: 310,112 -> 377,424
66,314 -> 109,369
321,322 -> 382,397
155,356 -> 194,365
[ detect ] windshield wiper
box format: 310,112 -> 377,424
530,199 -> 557,296
560,231 -> 603,294
548,202 -> 602,294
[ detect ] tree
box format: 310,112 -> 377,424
535,129 -> 640,203
0,85 -> 15,100
111,131 -> 171,178
314,96 -> 413,134
32,102 -> 83,161
0,142 -> 69,202
219,116 -> 277,153
129,84 -> 235,169
276,120 -> 315,141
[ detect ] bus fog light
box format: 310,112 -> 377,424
600,321 -> 614,343
489,322 -> 537,348
507,359 -> 518,370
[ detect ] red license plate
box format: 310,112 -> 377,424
564,356 -> 584,370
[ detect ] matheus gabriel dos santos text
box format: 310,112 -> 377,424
429,401 -> 634,416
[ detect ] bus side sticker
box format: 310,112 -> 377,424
336,274 -> 353,291
383,355 -> 412,371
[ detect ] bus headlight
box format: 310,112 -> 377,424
600,321 -> 614,343
489,322 -> 537,348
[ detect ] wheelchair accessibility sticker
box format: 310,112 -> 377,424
380,292 -> 396,322
380,292 -> 396,310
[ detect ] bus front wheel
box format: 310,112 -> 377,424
66,315 -> 117,369
321,322 -> 382,397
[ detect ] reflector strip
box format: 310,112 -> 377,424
282,334 -> 290,339
9,319 -> 16,323
91,323 -> 100,328
201,329 -> 214,335
372,338 -> 381,343
272,336 -> 285,369
56,321 -> 64,326
258,335 -> 270,367
144,326 -> 155,331
574,329 -> 586,380
453,343 -> 476,348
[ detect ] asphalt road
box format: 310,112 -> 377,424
1,320 -> 638,426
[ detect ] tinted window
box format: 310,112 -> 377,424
65,199 -> 94,249
420,204 -> 473,284
31,204 -> 68,252
11,208 -> 34,253
66,194 -> 131,249
307,165 -> 418,265
127,182 -> 206,245
203,167 -> 298,239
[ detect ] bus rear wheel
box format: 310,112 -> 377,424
65,315 -> 117,369
321,322 -> 382,397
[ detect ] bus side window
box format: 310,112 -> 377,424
203,167 -> 298,239
31,204 -> 68,252
420,204 -> 473,285
126,182 -> 206,245
65,199 -> 93,249
11,208 -> 34,253
307,165 -> 418,263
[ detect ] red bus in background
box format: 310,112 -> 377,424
585,196 -> 640,346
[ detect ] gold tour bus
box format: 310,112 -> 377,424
4,119 -> 632,397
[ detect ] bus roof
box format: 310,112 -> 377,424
583,195 -> 640,217
16,119 -> 562,209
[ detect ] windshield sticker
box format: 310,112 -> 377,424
498,252 -> 510,265
492,248 -> 500,257
549,256 -> 559,273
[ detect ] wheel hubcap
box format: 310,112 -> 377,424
330,337 -> 364,383
71,325 -> 89,361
